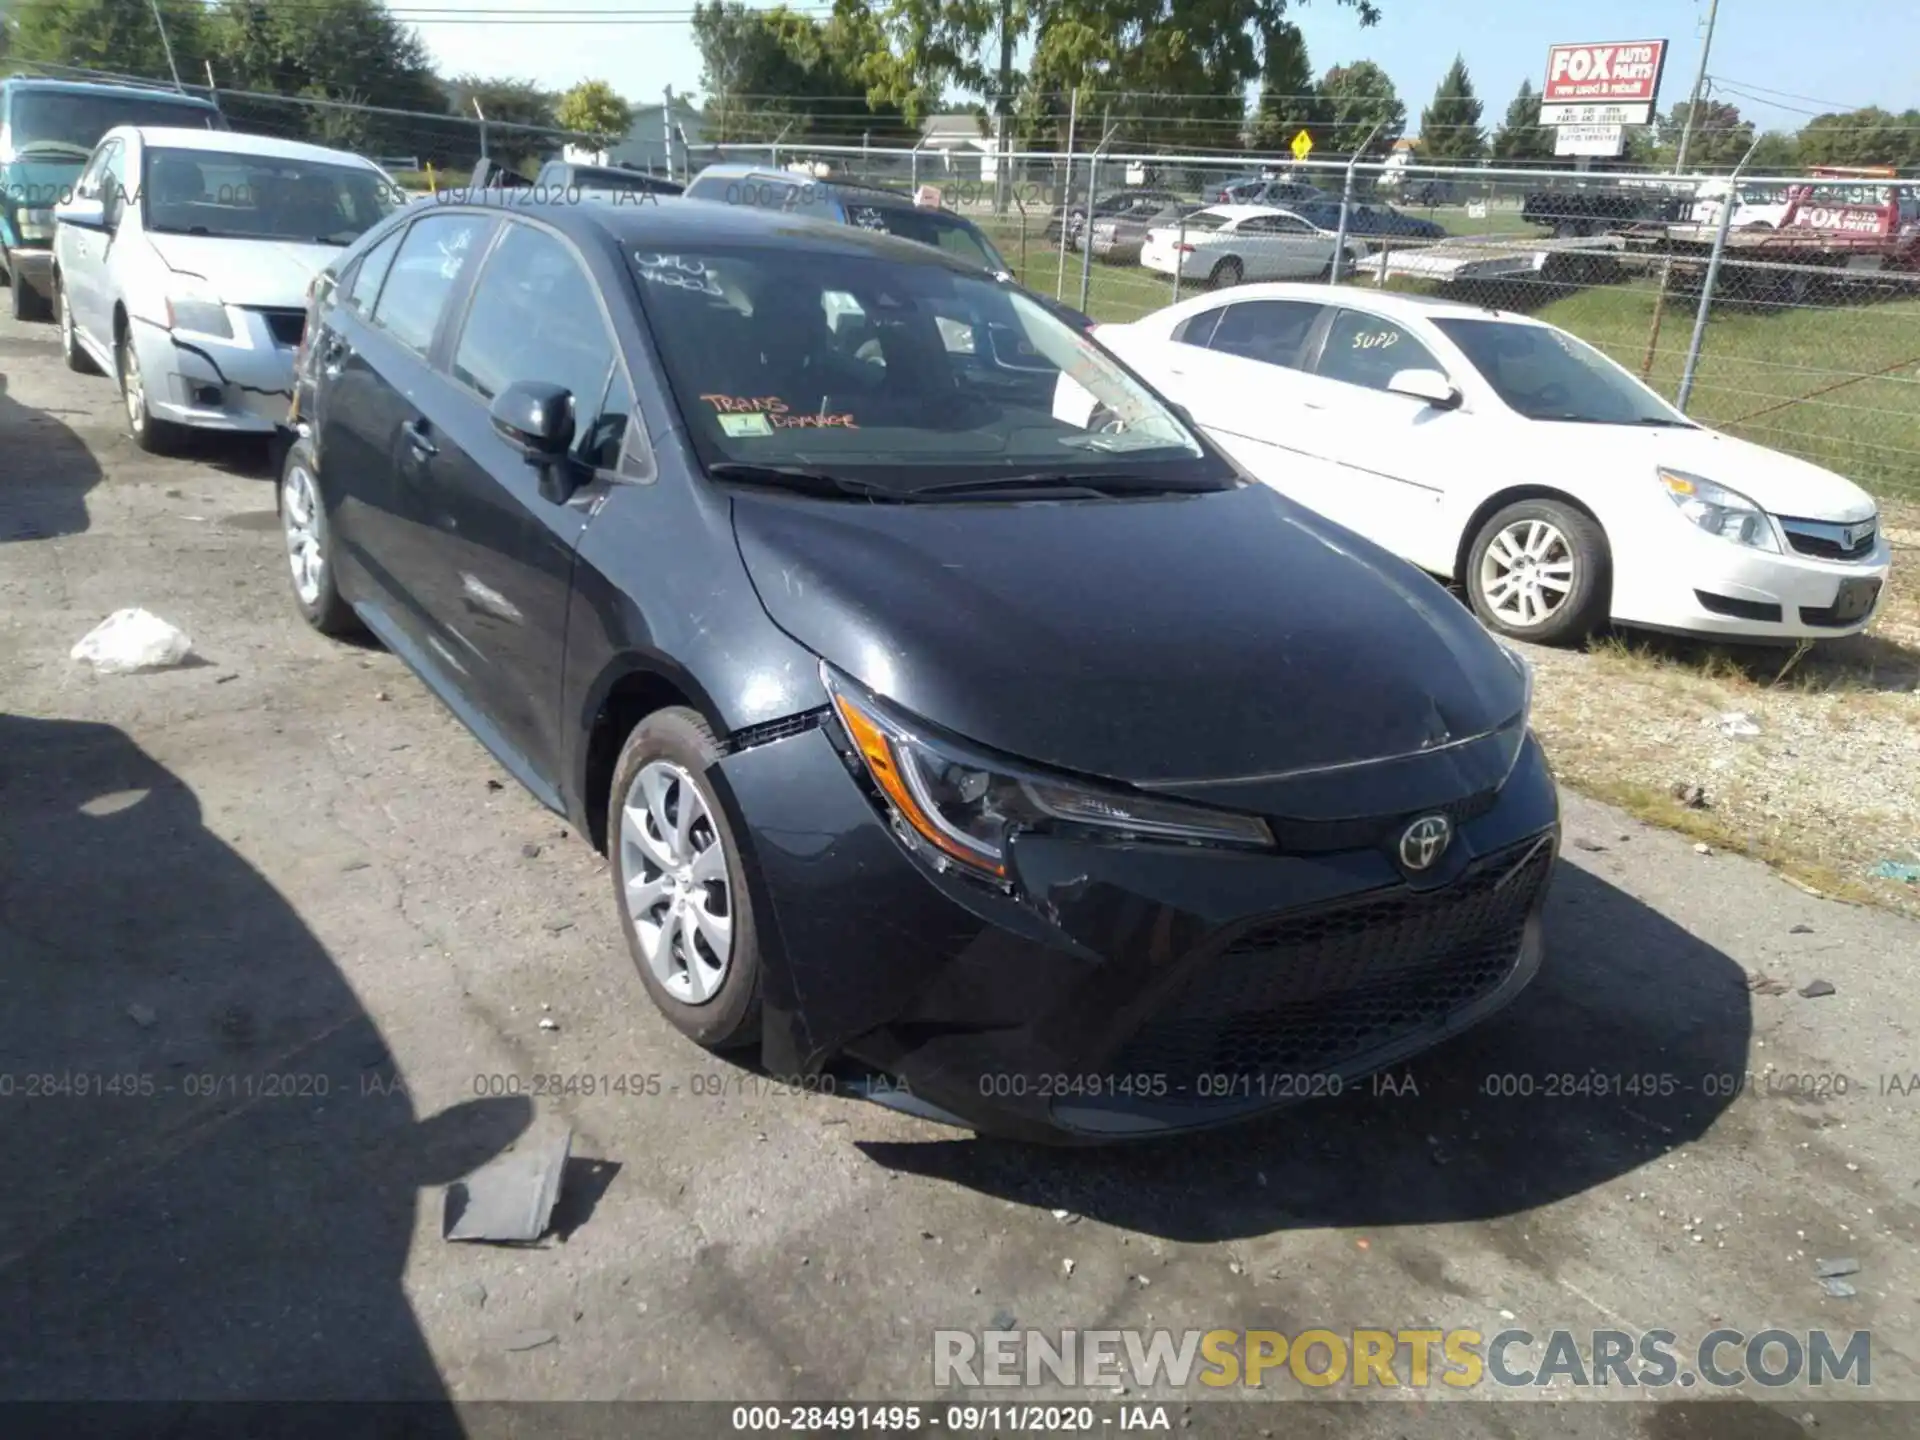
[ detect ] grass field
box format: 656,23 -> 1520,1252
986,219 -> 1920,504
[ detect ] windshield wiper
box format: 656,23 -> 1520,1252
910,472 -> 1218,500
706,462 -> 905,502
15,141 -> 92,158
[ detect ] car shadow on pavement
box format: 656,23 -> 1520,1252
858,861 -> 1752,1241
0,368 -> 102,542
0,712 -> 528,1425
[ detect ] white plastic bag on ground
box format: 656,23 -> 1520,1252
70,609 -> 193,673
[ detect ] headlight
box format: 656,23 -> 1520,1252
1659,469 -> 1780,552
822,665 -> 1274,879
166,291 -> 233,340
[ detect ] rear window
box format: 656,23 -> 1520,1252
568,165 -> 674,194
1181,213 -> 1231,233
844,203 -> 1008,274
627,242 -> 1211,484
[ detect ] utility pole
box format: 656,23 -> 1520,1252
1672,0 -> 1721,172
993,0 -> 1013,213
663,86 -> 675,180
144,0 -> 184,91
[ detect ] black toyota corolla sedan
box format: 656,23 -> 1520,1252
279,193 -> 1559,1144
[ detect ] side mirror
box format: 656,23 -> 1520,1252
1386,368 -> 1461,409
489,380 -> 574,456
54,196 -> 107,231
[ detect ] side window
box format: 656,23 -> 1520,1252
1315,308 -> 1445,393
1170,308 -> 1224,348
370,212 -> 493,355
1233,217 -> 1274,235
1268,215 -> 1310,234
450,220 -> 619,467
1206,301 -> 1326,369
344,225 -> 402,316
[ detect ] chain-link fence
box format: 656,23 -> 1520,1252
711,140 -> 1918,505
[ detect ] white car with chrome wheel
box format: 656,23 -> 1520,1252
1061,284 -> 1890,644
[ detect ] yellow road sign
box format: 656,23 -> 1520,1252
1290,130 -> 1313,161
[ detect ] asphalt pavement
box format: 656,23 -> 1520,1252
0,309 -> 1915,1437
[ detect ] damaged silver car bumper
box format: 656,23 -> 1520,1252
131,307 -> 301,434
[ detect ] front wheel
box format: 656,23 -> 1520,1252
610,708 -> 763,1052
117,327 -> 184,454
1466,499 -> 1611,645
9,265 -> 51,322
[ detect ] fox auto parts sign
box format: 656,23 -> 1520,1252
1540,40 -> 1667,127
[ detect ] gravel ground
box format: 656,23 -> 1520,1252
5,308 -> 1920,1436
1516,512 -> 1920,913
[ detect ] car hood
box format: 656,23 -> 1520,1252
145,233 -> 341,307
1591,423 -> 1877,522
731,483 -> 1530,817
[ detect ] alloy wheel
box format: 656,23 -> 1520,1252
619,759 -> 733,1005
1478,518 -> 1574,630
120,335 -> 146,433
282,461 -> 325,606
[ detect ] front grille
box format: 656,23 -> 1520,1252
1110,837 -> 1553,1092
253,307 -> 306,348
1779,516 -> 1877,561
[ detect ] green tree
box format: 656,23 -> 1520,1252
1661,98 -> 1753,170
692,2 -> 915,144
557,80 -> 634,149
444,76 -> 558,169
1417,53 -> 1482,161
7,0 -> 211,83
1489,79 -> 1552,162
855,0 -> 1379,154
1247,21 -> 1315,153
210,0 -> 445,155
1315,59 -> 1402,160
1746,129 -> 1800,173
1796,106 -> 1920,169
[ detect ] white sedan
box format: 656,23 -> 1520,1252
1138,205 -> 1369,288
52,126 -> 404,452
1062,284 -> 1889,644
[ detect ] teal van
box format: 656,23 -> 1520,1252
1,77 -> 225,320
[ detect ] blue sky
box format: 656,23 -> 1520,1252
413,0 -> 1919,135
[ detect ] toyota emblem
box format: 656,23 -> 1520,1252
1398,814 -> 1453,872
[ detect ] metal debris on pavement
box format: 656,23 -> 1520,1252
1790,924 -> 1814,934
445,1127 -> 574,1243
1798,979 -> 1836,999
1821,1279 -> 1857,1299
1815,1258 -> 1860,1278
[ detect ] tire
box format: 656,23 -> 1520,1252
1466,498 -> 1612,645
9,266 -> 51,322
55,273 -> 100,374
116,324 -> 184,454
1208,256 -> 1243,289
610,708 -> 763,1052
279,437 -> 363,637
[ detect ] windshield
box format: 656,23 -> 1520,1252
629,243 -> 1219,492
1435,318 -> 1689,427
9,90 -> 218,155
843,202 -> 1008,274
142,147 -> 403,244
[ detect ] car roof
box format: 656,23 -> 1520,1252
116,126 -> 380,167
686,163 -> 922,208
3,77 -> 217,105
1170,280 -> 1536,326
403,192 -> 999,276
1194,203 -> 1299,222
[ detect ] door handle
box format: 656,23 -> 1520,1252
402,419 -> 437,457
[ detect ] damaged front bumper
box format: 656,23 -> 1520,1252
712,719 -> 1561,1145
131,309 -> 298,434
